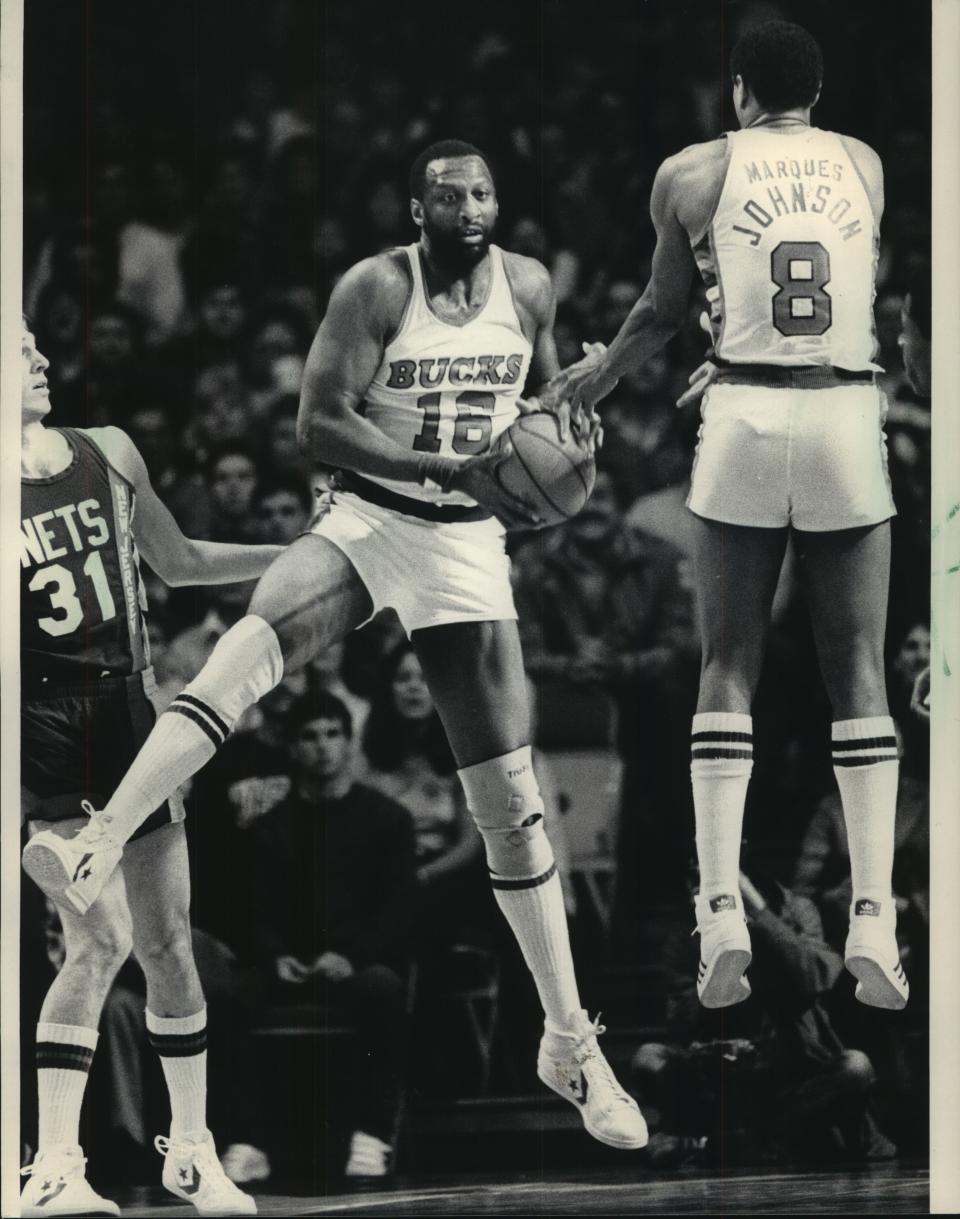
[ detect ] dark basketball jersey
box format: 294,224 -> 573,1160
21,427 -> 149,679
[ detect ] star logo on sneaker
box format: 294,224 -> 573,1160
565,1070 -> 588,1104
36,1178 -> 67,1206
709,894 -> 737,914
855,899 -> 881,917
178,1163 -> 202,1195
71,853 -> 93,883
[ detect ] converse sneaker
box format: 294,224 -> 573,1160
845,898 -> 909,1010
538,1010 -> 648,1150
22,802 -> 123,915
693,892 -> 752,1009
20,1144 -> 119,1217
344,1130 -> 393,1178
155,1130 -> 257,1215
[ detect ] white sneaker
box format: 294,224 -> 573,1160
845,898 -> 909,1010
20,1144 -> 119,1217
155,1130 -> 257,1215
693,893 -> 752,1009
22,803 -> 123,915
538,1010 -> 648,1150
221,1142 -> 271,1185
344,1130 -> 393,1178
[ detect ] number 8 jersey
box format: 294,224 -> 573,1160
361,243 -> 533,507
694,127 -> 881,371
21,427 -> 149,679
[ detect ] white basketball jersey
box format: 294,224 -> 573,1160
362,244 -> 532,507
694,127 -> 881,369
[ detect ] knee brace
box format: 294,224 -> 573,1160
458,746 -> 554,880
176,614 -> 284,744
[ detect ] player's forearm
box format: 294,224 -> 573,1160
168,540 -> 285,586
600,296 -> 682,382
298,398 -> 458,489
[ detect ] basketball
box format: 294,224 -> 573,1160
496,411 -> 596,527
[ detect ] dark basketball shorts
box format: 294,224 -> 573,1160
21,666 -> 184,841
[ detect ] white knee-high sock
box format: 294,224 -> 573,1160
99,616 -> 283,845
146,1007 -> 208,1139
691,712 -> 753,899
832,717 -> 899,902
459,748 -> 582,1030
36,1022 -> 98,1149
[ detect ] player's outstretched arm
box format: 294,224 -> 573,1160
88,427 -> 283,586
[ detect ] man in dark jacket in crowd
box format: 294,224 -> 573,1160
247,691 -> 416,1178
634,860 -> 896,1166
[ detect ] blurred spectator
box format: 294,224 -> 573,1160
248,693 -> 417,1176
634,864 -> 896,1166
159,580 -> 258,689
261,392 -> 314,482
200,444 -> 262,543
305,642 -> 371,747
252,474 -> 313,544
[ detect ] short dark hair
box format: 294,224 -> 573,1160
409,139 -> 493,200
287,691 -> 353,740
730,21 -> 823,112
253,472 -> 313,514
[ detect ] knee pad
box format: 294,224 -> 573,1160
458,746 -> 554,880
180,614 -> 284,740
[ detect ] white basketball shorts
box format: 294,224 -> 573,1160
687,382 -> 896,531
309,490 -> 518,634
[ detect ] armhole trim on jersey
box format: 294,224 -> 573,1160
837,133 -> 881,227
688,134 -> 732,250
383,246 -> 417,349
497,247 -> 530,342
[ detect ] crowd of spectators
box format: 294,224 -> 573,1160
21,0 -> 929,1185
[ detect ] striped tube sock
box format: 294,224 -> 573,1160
691,712 -> 754,899
99,615 -> 283,845
36,1022 -> 98,1149
146,1008 -> 208,1138
832,717 -> 899,902
491,862 -> 582,1028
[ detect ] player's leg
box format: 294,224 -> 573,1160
794,522 -> 907,1009
21,817 -> 129,1217
689,516 -> 789,1007
121,821 -> 255,1213
23,535 -> 373,913
413,619 -> 647,1149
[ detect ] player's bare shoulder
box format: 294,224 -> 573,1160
331,248 -> 413,340
501,250 -> 554,334
656,138 -> 730,239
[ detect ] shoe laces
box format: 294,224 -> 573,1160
21,1149 -> 85,1179
77,804 -> 117,847
568,1014 -> 634,1108
156,1133 -> 238,1189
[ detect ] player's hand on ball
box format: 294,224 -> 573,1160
449,441 -> 543,530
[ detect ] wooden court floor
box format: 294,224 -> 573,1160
109,1162 -> 928,1215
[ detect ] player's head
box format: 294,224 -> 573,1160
899,261 -> 931,397
287,692 -> 354,784
409,139 -> 497,268
730,21 -> 823,124
21,316 -> 52,423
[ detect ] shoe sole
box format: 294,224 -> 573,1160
163,1184 -> 257,1216
846,953 -> 909,1010
537,1068 -> 649,1150
698,947 -> 752,1009
21,837 -> 92,915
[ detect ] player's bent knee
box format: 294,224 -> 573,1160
133,915 -> 194,969
181,614 -> 284,733
458,746 -> 554,880
67,919 -> 134,976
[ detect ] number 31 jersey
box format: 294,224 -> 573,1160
21,427 -> 149,678
362,243 -> 533,507
694,127 -> 881,370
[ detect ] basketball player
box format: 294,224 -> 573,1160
19,320 -> 273,1215
23,141 -> 648,1152
551,22 -> 910,1012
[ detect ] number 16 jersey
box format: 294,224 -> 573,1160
362,243 -> 533,507
695,126 -> 881,371
21,427 -> 149,679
